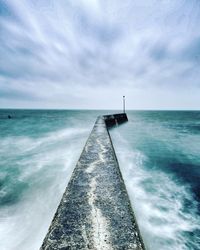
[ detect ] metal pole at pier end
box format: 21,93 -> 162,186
123,96 -> 125,113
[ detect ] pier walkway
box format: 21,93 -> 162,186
41,114 -> 145,250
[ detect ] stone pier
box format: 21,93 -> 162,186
40,113 -> 145,250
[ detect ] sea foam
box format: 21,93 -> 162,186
0,126 -> 89,250
111,130 -> 200,250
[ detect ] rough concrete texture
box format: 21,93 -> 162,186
40,115 -> 145,250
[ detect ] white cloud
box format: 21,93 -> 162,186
0,0 -> 200,109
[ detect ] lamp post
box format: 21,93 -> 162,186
123,96 -> 125,113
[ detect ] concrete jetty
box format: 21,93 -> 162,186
40,113 -> 145,250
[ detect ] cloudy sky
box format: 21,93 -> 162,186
0,0 -> 200,109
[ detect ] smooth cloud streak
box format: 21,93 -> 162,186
0,0 -> 200,109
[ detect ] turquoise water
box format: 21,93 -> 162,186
111,111 -> 200,250
0,110 -> 200,250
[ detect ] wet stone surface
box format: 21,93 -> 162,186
40,115 -> 145,250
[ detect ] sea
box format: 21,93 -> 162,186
0,109 -> 199,250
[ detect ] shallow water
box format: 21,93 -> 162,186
0,110 -> 199,250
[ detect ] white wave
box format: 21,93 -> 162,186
0,127 -> 89,154
0,126 -> 90,250
111,131 -> 200,250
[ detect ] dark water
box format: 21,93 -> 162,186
0,110 -> 199,250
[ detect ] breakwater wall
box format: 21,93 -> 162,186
40,113 -> 145,250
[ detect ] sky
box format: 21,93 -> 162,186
0,0 -> 200,110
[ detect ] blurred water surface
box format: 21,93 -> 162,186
0,110 -> 199,250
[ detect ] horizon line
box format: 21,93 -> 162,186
0,108 -> 200,111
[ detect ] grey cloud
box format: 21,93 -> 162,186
0,86 -> 40,101
0,0 -> 200,109
181,37 -> 200,63
150,43 -> 169,61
